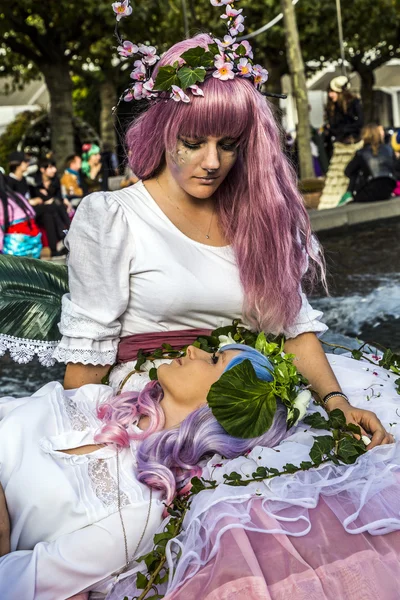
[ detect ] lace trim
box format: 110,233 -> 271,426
63,396 -> 90,431
88,458 -> 130,509
53,345 -> 116,366
60,300 -> 120,338
0,334 -> 58,367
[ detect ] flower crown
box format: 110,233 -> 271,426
112,0 -> 276,104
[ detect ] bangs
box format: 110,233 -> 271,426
164,77 -> 255,148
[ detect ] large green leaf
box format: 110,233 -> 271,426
180,47 -> 215,68
0,255 -> 68,342
154,65 -> 180,91
177,66 -> 206,90
207,359 -> 277,438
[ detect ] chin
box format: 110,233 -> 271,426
186,182 -> 221,199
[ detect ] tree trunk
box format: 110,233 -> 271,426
357,67 -> 375,123
280,0 -> 314,180
42,62 -> 75,167
99,79 -> 117,149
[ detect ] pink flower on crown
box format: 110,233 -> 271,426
117,40 -> 138,58
213,56 -> 235,81
133,82 -> 145,100
253,64 -> 269,87
143,78 -> 157,98
171,85 -> 190,103
112,0 -> 132,21
138,44 -> 159,66
130,60 -> 146,81
123,90 -> 134,102
220,5 -> 243,18
210,0 -> 232,6
229,15 -> 245,36
237,58 -> 252,78
189,84 -> 204,96
216,35 -> 236,49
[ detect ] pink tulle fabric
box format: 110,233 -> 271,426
164,497 -> 400,600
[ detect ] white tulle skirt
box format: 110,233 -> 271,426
107,354 -> 400,600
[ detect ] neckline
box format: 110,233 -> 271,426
137,180 -> 231,251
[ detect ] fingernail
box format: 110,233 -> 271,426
362,435 -> 371,446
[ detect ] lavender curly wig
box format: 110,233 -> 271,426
126,33 -> 326,335
95,380 -> 287,505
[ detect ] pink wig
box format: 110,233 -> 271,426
126,34 -> 326,334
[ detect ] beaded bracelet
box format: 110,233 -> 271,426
322,391 -> 349,406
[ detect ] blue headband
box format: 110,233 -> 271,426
221,344 -> 273,382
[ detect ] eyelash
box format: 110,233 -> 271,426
181,140 -> 238,152
211,352 -> 219,364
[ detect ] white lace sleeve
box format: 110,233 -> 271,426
53,192 -> 134,365
283,291 -> 328,339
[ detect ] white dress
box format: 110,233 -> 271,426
53,182 -> 327,372
0,382 -> 164,600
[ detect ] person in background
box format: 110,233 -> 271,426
61,155 -> 84,207
343,123 -> 396,204
81,144 -> 104,194
0,171 -> 42,258
101,143 -> 119,191
28,158 -> 71,257
6,152 -> 42,208
391,129 -> 400,196
318,76 -> 364,210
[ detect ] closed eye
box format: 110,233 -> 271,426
211,352 -> 219,365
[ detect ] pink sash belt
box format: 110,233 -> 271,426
117,328 -> 213,363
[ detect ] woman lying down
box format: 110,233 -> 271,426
0,344 -> 399,600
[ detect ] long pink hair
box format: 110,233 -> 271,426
126,34 -> 326,334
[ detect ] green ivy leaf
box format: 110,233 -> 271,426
134,349 -> 147,371
207,359 -> 277,438
177,66 -> 206,89
345,422 -> 362,436
136,571 -> 148,589
154,65 -> 180,91
190,476 -> 207,494
351,349 -> 363,360
283,463 -> 298,474
208,42 -> 220,56
149,368 -> 158,381
328,409 -> 346,429
236,43 -> 247,56
309,435 -> 335,465
300,461 -> 313,470
336,436 -> 366,464
180,47 -> 214,67
304,412 -> 330,430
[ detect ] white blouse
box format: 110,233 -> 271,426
53,181 -> 327,366
0,382 -> 164,599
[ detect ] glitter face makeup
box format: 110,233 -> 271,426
165,135 -> 239,199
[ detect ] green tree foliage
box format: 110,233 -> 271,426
0,109 -> 44,171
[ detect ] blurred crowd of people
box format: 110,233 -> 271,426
0,143 -> 133,259
285,75 -> 400,210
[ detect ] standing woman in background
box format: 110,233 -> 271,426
318,76 -> 363,209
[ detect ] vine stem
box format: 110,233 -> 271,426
321,341 -> 377,365
137,507 -> 189,600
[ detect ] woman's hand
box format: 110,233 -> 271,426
326,397 -> 395,450
0,483 -> 10,556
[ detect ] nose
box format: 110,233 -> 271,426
201,142 -> 220,172
186,345 -> 208,360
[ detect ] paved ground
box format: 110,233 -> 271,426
309,197 -> 400,232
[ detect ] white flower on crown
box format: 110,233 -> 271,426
220,5 -> 243,18
112,0 -> 132,21
216,34 -> 237,48
218,333 -> 236,348
189,84 -> 204,96
138,44 -> 160,66
237,58 -> 252,78
117,40 -> 138,58
171,85 -> 190,103
253,64 -> 269,87
287,389 -> 312,426
210,0 -> 234,6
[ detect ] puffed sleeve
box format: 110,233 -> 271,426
53,192 -> 134,365
284,291 -> 328,339
0,502 -> 163,600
